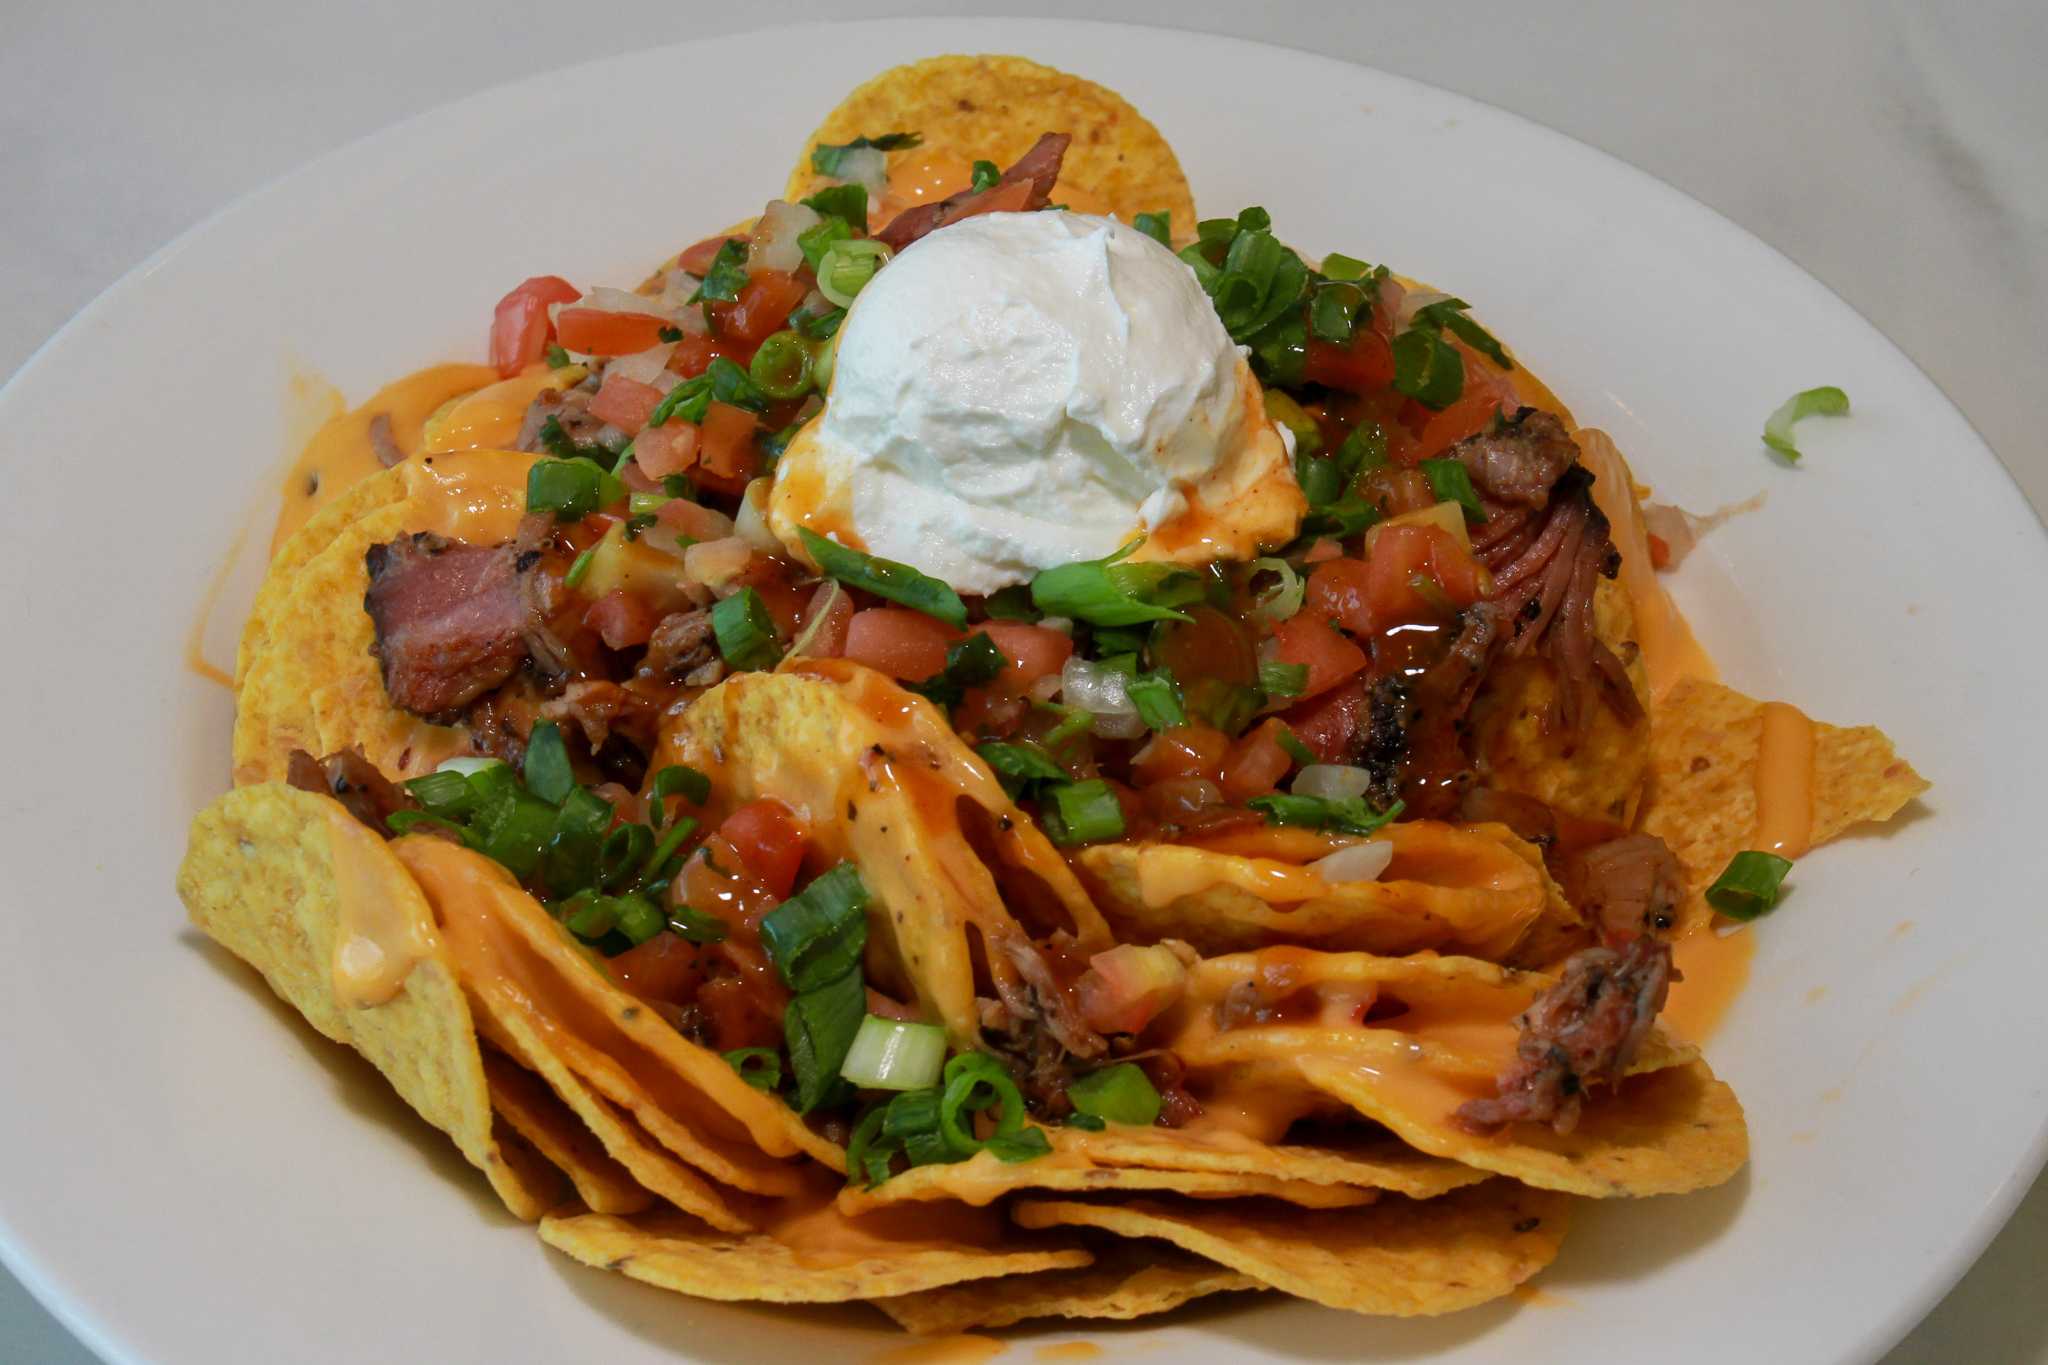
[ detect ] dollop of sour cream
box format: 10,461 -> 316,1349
769,211 -> 1302,594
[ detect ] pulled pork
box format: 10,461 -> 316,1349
978,932 -> 1107,1114
364,533 -> 538,721
285,748 -> 414,832
1564,833 -> 1686,943
1455,933 -> 1674,1135
875,132 -> 1070,251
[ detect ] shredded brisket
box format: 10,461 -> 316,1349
875,133 -> 1070,251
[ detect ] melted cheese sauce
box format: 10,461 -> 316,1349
325,805 -> 439,1007
1753,700 -> 1817,857
271,362 -> 498,551
401,449 -> 539,543
871,1337 -> 1006,1365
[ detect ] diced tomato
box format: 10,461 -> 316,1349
715,799 -> 807,898
555,307 -> 671,358
609,933 -> 709,1005
1220,718 -> 1293,803
696,975 -> 783,1052
1301,537 -> 1343,564
694,401 -> 761,490
844,608 -> 959,681
1307,527 -> 1484,636
636,423 -> 701,479
667,332 -> 736,379
1412,388 -> 1509,460
714,270 -> 812,347
756,580 -> 813,641
791,582 -> 853,659
1647,532 -> 1672,571
1076,944 -> 1190,1035
654,494 -> 733,543
582,590 -> 661,649
1265,614 -> 1367,701
489,275 -> 580,378
678,235 -> 739,275
1153,605 -> 1259,686
587,373 -> 665,435
1301,329 -> 1396,394
949,177 -> 1034,226
1131,725 -> 1230,786
976,621 -> 1073,691
1281,676 -> 1368,763
1306,557 -> 1376,635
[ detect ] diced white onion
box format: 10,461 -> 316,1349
733,478 -> 781,553
1293,764 -> 1373,801
1092,711 -> 1148,740
607,342 -> 678,388
839,1015 -> 947,1090
751,199 -> 823,274
683,536 -> 753,588
832,147 -> 888,195
435,756 -> 504,777
1061,656 -> 1136,716
1311,841 -> 1395,884
1027,674 -> 1065,703
1036,616 -> 1074,636
1396,288 -> 1454,328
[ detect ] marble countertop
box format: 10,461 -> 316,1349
4,2 -> 2042,1360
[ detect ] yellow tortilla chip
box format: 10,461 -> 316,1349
1013,1180 -> 1571,1316
837,1127 -> 1379,1216
1470,577 -> 1653,826
1158,948 -> 1737,1197
1015,1123 -> 1485,1202
1075,820 -> 1576,963
654,662 -> 1111,1047
236,464 -> 408,689
540,1199 -> 1092,1303
1642,677 -> 1928,897
177,784 -> 554,1220
786,54 -> 1194,231
873,1245 -> 1261,1335
484,1050 -> 652,1216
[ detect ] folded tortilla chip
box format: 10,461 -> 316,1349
785,54 -> 1195,232
237,464 -> 408,689
1075,820 -> 1577,963
1013,1181 -> 1571,1316
540,1197 -> 1091,1303
872,1244 -> 1261,1335
483,1050 -> 652,1217
178,784 -> 558,1219
652,662 -> 1112,1046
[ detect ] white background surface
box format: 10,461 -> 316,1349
3,3 -> 2042,1362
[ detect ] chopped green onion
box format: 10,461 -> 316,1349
724,1047 -> 783,1091
639,816 -> 697,884
544,343 -> 573,369
1029,540 -> 1194,628
1705,851 -> 1794,921
759,862 -> 871,993
938,1053 -> 1028,1159
944,632 -> 1007,686
598,823 -> 656,891
1263,391 -> 1322,457
1065,1062 -> 1162,1126
436,756 -> 505,778
402,769 -> 477,818
564,895 -> 617,940
810,132 -> 921,176
790,304 -> 846,342
563,547 -> 596,589
706,355 -> 767,413
1276,725 -> 1318,768
523,720 -> 575,805
799,182 -> 869,228
1762,386 -> 1850,462
1248,792 -> 1402,837
1407,298 -> 1512,371
969,159 -> 1000,192
749,330 -> 816,399
658,326 -> 683,343
1320,252 -> 1369,281
628,490 -> 670,519
667,906 -> 729,945
1040,780 -> 1127,847
840,1016 -> 948,1091
1259,660 -> 1308,699
783,968 -> 868,1113
711,588 -> 784,671
1309,280 -> 1367,345
817,239 -> 892,308
526,458 -> 618,522
1126,672 -> 1186,731
690,239 -> 749,304
1132,211 -> 1171,246
1391,327 -> 1464,410
976,741 -> 1068,799
611,893 -> 666,945
648,374 -> 712,428
384,810 -> 475,842
1420,458 -> 1488,523
1062,1111 -> 1107,1132
1248,557 -> 1304,625
799,528 -> 967,628
985,1128 -> 1053,1163
536,415 -> 612,464
651,765 -> 711,807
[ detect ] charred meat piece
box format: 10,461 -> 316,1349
1565,833 -> 1686,943
540,679 -> 662,757
1449,408 -> 1579,508
285,747 -> 415,833
642,608 -> 717,682
364,533 -> 540,722
515,381 -> 608,455
1356,602 -> 1500,819
978,932 -> 1107,1114
875,132 -> 1071,251
1454,933 -> 1675,1135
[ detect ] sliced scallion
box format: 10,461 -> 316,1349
1065,1062 -> 1162,1126
1705,850 -> 1794,921
1762,386 -> 1850,462
839,1016 -> 948,1091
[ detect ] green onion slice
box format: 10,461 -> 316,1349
1132,211 -> 1171,246
1125,672 -> 1186,731
759,863 -> 871,994
724,1047 -> 783,1091
1391,327 -> 1464,410
1762,386 -> 1850,462
1258,660 -> 1308,699
1705,850 -> 1794,921
711,588 -> 784,671
1420,458 -> 1488,523
817,239 -> 892,308
1040,779 -> 1127,847
522,720 -> 575,805
1247,557 -> 1304,625
799,529 -> 967,628
690,239 -> 749,304
1029,540 -> 1195,628
1248,792 -> 1403,837
1065,1062 -> 1162,1126
810,132 -> 922,176
748,330 -> 816,400
839,1016 -> 948,1091
783,968 -> 868,1113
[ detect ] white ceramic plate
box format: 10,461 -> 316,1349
2,17 -> 2042,1365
